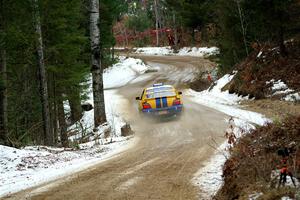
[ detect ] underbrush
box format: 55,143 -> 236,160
215,116 -> 300,200
223,40 -> 300,99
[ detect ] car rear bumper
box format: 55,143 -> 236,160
142,105 -> 183,116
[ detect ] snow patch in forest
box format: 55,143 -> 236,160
266,79 -> 299,101
283,92 -> 300,102
134,46 -> 219,57
187,72 -> 270,198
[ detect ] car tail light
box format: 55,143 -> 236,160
173,99 -> 181,105
142,102 -> 151,109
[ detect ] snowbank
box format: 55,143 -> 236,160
187,73 -> 270,199
134,46 -> 219,57
134,46 -> 172,56
0,138 -> 136,197
186,73 -> 270,126
69,56 -> 150,137
104,56 -> 149,89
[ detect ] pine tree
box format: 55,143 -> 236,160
32,0 -> 53,146
0,0 -> 8,145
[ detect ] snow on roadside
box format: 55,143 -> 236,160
186,73 -> 270,126
134,46 -> 172,56
69,56 -> 150,138
134,46 -> 219,57
0,56 -> 150,197
103,56 -> 150,89
266,79 -> 300,101
0,138 -> 135,197
187,72 -> 271,199
176,47 -> 219,57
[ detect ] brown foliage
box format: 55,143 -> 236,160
224,40 -> 300,99
215,116 -> 300,200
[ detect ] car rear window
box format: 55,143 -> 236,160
146,87 -> 176,99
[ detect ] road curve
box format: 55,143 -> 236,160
5,55 -> 228,200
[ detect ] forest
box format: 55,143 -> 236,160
0,0 -> 299,147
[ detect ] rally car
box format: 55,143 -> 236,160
135,83 -> 183,116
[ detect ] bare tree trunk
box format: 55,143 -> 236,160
278,11 -> 287,57
89,0 -> 106,128
124,28 -> 129,46
278,26 -> 287,57
52,73 -> 58,144
118,25 -> 126,47
68,93 -> 82,123
173,12 -> 178,48
236,0 -> 249,55
58,97 -> 68,148
33,0 -> 53,146
0,50 -> 7,145
154,0 -> 159,46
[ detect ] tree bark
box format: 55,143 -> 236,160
278,26 -> 287,57
154,0 -> 159,46
51,73 -> 58,144
0,50 -> 7,145
89,0 -> 106,128
33,0 -> 53,145
0,0 -> 7,145
173,12 -> 178,48
58,97 -> 68,148
236,0 -> 249,55
68,92 -> 82,123
278,10 -> 287,57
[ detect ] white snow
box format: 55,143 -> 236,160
103,56 -> 150,89
0,56 -> 150,197
283,92 -> 300,102
134,46 -> 219,57
0,138 -> 136,197
188,72 -> 271,199
281,197 -> 294,200
69,56 -> 151,137
176,47 -> 219,57
257,51 -> 263,58
266,79 -> 299,101
268,79 -> 289,91
135,46 -> 173,55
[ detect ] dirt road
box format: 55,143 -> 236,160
6,56 -> 228,200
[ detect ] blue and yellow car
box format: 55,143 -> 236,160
135,83 -> 183,116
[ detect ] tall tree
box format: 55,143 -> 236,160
154,0 -> 159,46
90,0 -> 106,128
32,0 -> 53,145
0,0 -> 7,145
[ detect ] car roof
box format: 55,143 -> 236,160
146,85 -> 174,91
